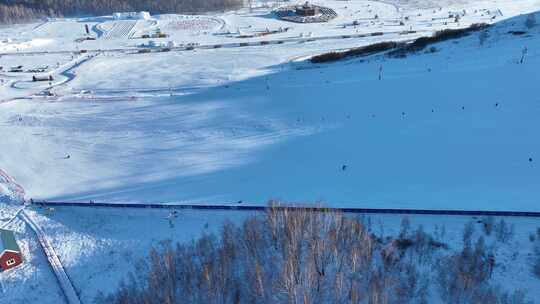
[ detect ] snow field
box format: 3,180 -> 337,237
2,12 -> 537,210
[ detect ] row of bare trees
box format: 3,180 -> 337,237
97,205 -> 532,304
0,0 -> 244,24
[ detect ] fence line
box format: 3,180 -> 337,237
32,201 -> 540,217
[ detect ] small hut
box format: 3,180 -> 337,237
0,229 -> 23,271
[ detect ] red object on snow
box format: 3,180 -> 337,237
0,229 -> 23,271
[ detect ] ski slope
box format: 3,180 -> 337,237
0,0 -> 540,211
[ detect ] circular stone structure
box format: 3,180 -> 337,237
274,2 -> 337,23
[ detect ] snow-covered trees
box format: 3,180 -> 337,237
98,206 -> 532,304
0,0 -> 244,24
436,236 -> 494,303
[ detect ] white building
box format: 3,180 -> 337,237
113,11 -> 151,20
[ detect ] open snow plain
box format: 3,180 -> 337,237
2,0 -> 540,210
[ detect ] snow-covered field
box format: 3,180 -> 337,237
2,0 -> 540,210
1,0 -> 540,301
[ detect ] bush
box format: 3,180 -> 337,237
534,241 -> 540,279
388,23 -> 489,58
482,216 -> 495,236
495,219 -> 514,243
311,41 -> 400,63
100,205 -> 451,304
437,236 -> 496,303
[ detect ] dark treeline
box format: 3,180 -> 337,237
98,204 -> 532,304
0,0 -> 244,23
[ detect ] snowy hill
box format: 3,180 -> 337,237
0,0 -> 540,211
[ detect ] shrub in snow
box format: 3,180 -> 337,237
388,23 -> 490,58
495,219 -> 514,243
311,41 -> 400,63
436,236 -> 496,303
462,221 -> 475,247
497,290 -> 532,304
534,240 -> 540,279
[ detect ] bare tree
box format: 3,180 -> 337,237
100,204 -> 528,304
533,239 -> 540,279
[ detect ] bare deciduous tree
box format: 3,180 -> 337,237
99,204 -> 529,304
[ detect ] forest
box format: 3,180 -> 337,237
98,204 -> 538,304
0,0 -> 244,23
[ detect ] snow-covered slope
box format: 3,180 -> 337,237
1,1 -> 540,211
